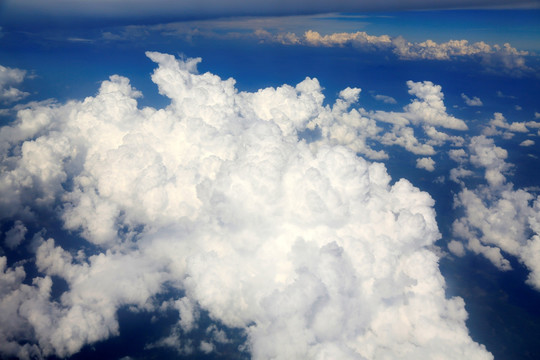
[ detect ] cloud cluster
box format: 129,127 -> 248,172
0,65 -> 30,104
96,17 -> 535,76
461,93 -> 483,107
483,112 -> 532,138
449,135 -> 540,291
0,53 -> 492,359
259,30 -> 533,74
307,80 -> 467,160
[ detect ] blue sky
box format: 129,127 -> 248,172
1,2 -> 540,360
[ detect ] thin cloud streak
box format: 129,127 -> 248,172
1,0 -> 539,26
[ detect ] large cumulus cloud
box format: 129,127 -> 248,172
0,52 -> 491,359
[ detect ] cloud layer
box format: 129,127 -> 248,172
2,0 -> 538,24
0,53 -> 492,359
450,135 -> 540,290
262,30 -> 533,75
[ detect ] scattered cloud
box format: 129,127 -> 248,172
0,65 -> 30,104
461,93 -> 483,106
373,94 -> 397,104
0,52 -> 492,359
451,135 -> 540,291
484,112 -> 529,136
520,139 -> 535,147
309,80 -> 467,159
416,157 -> 435,171
496,90 -> 517,99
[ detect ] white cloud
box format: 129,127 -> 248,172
0,65 -> 30,104
304,29 -> 392,48
461,93 -> 483,106
520,139 -> 535,147
448,240 -> 465,257
0,52 -> 492,360
416,157 -> 435,171
488,112 -> 528,133
449,167 -> 474,185
373,94 -> 397,104
129,20 -> 534,76
448,148 -> 468,163
257,29 -> 532,74
306,80 -> 465,159
451,135 -> 540,291
525,120 -> 540,128
469,135 -> 510,189
404,81 -> 468,130
4,221 -> 27,249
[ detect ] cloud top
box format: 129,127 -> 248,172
0,52 -> 493,359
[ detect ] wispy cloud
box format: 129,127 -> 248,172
2,0 -> 538,25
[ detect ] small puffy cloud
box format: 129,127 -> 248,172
486,112 -> 528,135
520,139 -> 535,147
404,81 -> 468,130
535,112 -> 540,119
0,52 -> 492,360
448,240 -> 465,257
0,65 -> 30,104
4,221 -> 27,249
469,135 -> 509,188
525,120 -> 540,128
461,93 -> 483,106
449,167 -> 474,185
449,148 -> 468,163
416,157 -> 435,171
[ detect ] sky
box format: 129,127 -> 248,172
1,1 -> 540,360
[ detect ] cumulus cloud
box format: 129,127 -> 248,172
4,221 -> 27,249
302,80 -> 465,159
487,112 -> 528,133
416,157 -> 435,171
303,29 -> 392,48
0,52 -> 492,359
461,93 -> 483,106
131,19 -> 535,76
451,135 -> 540,291
520,139 -> 535,147
0,65 -> 30,104
256,29 -> 533,74
449,148 -> 468,163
